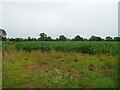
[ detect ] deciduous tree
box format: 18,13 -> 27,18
59,35 -> 67,41
39,33 -> 47,41
0,29 -> 7,41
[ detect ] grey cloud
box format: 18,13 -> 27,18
2,1 -> 118,39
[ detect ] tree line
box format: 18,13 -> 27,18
0,29 -> 120,41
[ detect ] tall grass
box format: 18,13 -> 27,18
2,50 -> 118,88
2,41 -> 119,54
2,41 -> 118,88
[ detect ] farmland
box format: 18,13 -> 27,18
2,41 -> 119,88
2,41 -> 119,54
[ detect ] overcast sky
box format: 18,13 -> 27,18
0,0 -> 119,39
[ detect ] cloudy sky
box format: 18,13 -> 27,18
0,0 -> 119,39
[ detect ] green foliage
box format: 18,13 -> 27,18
88,64 -> 94,71
0,29 -> 7,37
2,41 -> 119,55
2,51 -> 118,88
114,37 -> 120,41
72,35 -> 83,41
39,33 -> 47,40
89,36 -> 103,41
59,35 -> 67,41
79,45 -> 94,54
0,29 -> 7,41
46,36 -> 52,41
106,36 -> 113,41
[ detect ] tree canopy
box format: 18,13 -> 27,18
72,35 -> 83,41
39,33 -> 47,40
106,36 -> 113,41
0,29 -> 7,41
89,36 -> 102,41
59,35 -> 67,41
2,31 -> 120,41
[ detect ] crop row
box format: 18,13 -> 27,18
2,41 -> 119,54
